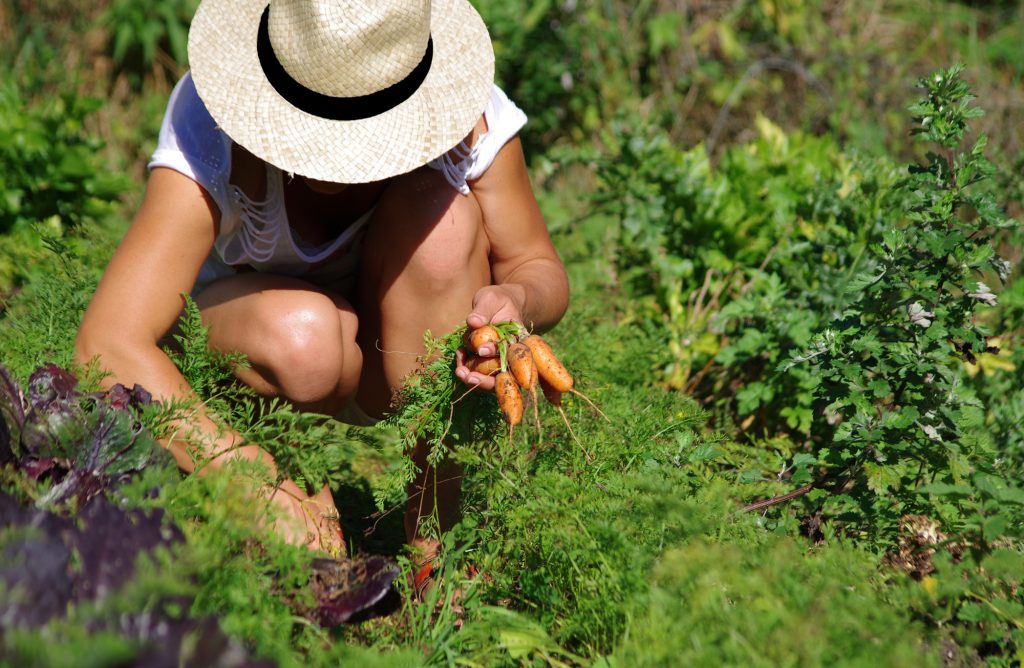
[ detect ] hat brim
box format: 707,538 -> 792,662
188,0 -> 495,183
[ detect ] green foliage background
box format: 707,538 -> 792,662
1,0 -> 1023,666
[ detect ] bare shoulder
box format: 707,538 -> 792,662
139,166 -> 222,229
468,130 -> 530,195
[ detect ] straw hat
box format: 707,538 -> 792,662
188,0 -> 495,183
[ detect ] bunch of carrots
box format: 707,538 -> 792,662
374,323 -> 602,510
462,323 -> 604,437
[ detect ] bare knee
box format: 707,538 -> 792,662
248,292 -> 360,405
368,171 -> 489,293
403,193 -> 487,291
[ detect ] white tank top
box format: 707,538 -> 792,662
148,72 -> 528,293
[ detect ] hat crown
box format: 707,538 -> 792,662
268,0 -> 432,98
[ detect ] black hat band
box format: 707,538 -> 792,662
256,6 -> 433,122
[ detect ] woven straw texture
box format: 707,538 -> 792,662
188,0 -> 495,183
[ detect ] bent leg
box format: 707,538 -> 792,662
354,167 -> 491,544
191,273 -> 360,555
194,273 -> 362,416
355,167 -> 490,414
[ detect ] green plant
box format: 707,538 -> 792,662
766,66 -> 1024,660
100,0 -> 198,80
0,254 -> 97,382
0,82 -> 127,237
613,534 -> 936,667
780,64 -> 1019,528
591,114 -> 905,428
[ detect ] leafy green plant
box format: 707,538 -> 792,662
754,66 -> 1024,662
779,65 -> 1020,532
100,0 -> 198,80
581,63 -> 1023,662
0,82 -> 127,236
591,114 -> 905,428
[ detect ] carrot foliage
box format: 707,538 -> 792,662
374,326 -> 515,511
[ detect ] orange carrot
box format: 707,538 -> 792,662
464,325 -> 501,354
509,341 -> 541,435
507,342 -> 537,390
495,372 -> 524,426
530,338 -> 609,423
465,356 -> 501,376
522,335 -> 573,393
539,376 -> 562,406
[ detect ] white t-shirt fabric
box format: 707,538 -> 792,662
148,72 -> 528,295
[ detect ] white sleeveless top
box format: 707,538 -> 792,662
148,73 -> 528,294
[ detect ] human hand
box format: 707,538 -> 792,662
455,284 -> 527,391
267,480 -> 346,557
465,284 -> 527,346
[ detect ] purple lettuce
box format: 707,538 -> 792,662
0,492 -> 269,666
73,495 -> 184,602
0,493 -> 76,627
34,398 -> 164,508
1,361 -> 399,645
0,362 -> 167,508
21,363 -> 81,459
0,491 -> 182,624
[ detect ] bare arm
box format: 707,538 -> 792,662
454,131 -> 570,388
75,168 -> 332,548
76,167 -> 239,470
468,134 -> 569,334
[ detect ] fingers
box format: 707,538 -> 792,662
468,372 -> 497,391
466,311 -> 491,330
461,285 -> 528,393
301,497 -> 346,556
454,347 -> 498,391
267,485 -> 345,554
476,342 -> 498,357
455,346 -> 470,372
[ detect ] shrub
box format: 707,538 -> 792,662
100,0 -> 198,83
0,82 -> 126,237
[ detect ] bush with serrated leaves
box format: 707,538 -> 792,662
766,66 -> 1024,661
781,65 -> 1022,537
591,113 -> 908,437
591,65 -> 1024,662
